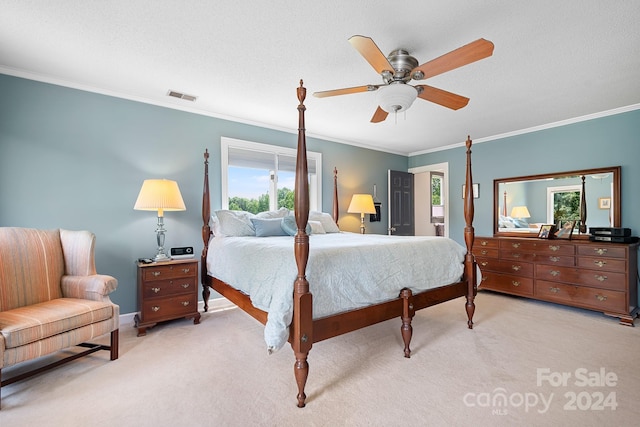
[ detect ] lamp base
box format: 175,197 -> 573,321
153,252 -> 171,262
360,214 -> 366,234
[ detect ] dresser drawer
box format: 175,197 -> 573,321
480,272 -> 533,296
142,277 -> 197,299
500,250 -> 536,262
535,265 -> 626,291
478,258 -> 533,276
141,294 -> 198,322
534,242 -> 575,256
143,263 -> 197,281
577,256 -> 626,272
499,239 -> 538,251
536,280 -> 626,313
534,254 -> 575,267
477,238 -> 499,249
476,248 -> 499,258
576,245 -> 627,259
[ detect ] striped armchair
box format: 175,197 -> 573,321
0,227 -> 119,408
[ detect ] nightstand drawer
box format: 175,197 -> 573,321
142,264 -> 196,281
142,277 -> 197,299
141,294 -> 198,322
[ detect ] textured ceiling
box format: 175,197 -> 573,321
1,1 -> 639,155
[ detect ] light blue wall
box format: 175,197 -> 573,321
0,74 -> 407,314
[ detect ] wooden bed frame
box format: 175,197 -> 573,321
201,80 -> 477,408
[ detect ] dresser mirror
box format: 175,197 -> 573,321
493,166 -> 621,237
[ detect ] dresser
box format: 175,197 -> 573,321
476,236 -> 639,325
135,259 -> 201,336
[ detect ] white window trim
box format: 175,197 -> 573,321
221,137 -> 322,211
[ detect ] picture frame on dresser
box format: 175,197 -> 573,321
555,220 -> 575,239
537,224 -> 555,239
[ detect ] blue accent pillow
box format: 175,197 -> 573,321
281,215 -> 312,236
250,218 -> 287,237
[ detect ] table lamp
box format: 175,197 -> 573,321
134,179 -> 186,261
348,194 -> 376,234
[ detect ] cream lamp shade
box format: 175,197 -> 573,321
510,206 -> 531,219
348,194 -> 376,234
134,179 -> 186,261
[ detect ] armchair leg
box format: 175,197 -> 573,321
110,329 -> 119,361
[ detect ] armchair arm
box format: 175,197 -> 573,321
61,274 -> 118,301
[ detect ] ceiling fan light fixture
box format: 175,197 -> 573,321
376,84 -> 418,113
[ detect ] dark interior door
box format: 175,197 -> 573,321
388,170 -> 414,235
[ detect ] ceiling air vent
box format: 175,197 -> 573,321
167,90 -> 197,102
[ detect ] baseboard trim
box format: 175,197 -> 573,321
119,297 -> 236,326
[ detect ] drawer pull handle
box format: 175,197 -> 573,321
481,241 -> 488,246
595,248 -> 608,255
550,270 -> 560,277
549,256 -> 560,262
151,287 -> 160,293
512,253 -> 521,258
152,271 -> 161,277
480,261 -> 488,267
595,275 -> 608,282
181,301 -> 190,307
511,281 -> 520,287
511,243 -> 521,248
549,245 -> 560,252
594,260 -> 606,267
511,265 -> 521,271
549,287 -> 560,293
181,283 -> 190,289
481,250 -> 488,255
182,268 -> 191,273
151,306 -> 160,312
595,294 -> 608,302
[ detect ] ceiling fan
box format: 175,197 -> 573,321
313,35 -> 494,123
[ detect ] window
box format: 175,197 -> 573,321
547,185 -> 581,228
430,172 -> 444,223
221,137 -> 322,213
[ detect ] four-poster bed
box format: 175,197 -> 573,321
200,81 -> 477,407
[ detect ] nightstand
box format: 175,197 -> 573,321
135,258 -> 201,336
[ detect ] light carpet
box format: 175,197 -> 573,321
1,291 -> 638,426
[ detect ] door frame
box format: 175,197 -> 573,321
409,162 -> 450,237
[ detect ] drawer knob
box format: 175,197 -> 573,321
182,268 -> 191,273
595,248 -> 608,255
550,270 -> 560,277
549,256 -> 560,263
151,287 -> 160,293
181,283 -> 190,289
549,245 -> 560,252
511,280 -> 520,287
152,271 -> 161,277
511,265 -> 521,271
181,301 -> 190,307
151,306 -> 160,312
594,275 -> 608,282
511,243 -> 521,248
594,260 -> 606,268
549,287 -> 560,293
595,294 -> 608,302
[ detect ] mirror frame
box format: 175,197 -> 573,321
493,166 -> 621,238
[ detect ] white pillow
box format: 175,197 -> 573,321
214,210 -> 256,236
308,220 -> 326,234
309,211 -> 340,233
210,213 -> 223,236
256,207 -> 290,219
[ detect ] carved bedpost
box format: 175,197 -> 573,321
463,136 -> 477,329
201,149 -> 212,312
333,167 -> 339,225
292,80 -> 313,408
579,175 -> 587,234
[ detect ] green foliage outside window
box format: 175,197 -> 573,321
229,187 -> 295,214
553,191 -> 580,227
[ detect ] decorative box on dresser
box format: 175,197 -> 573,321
477,236 -> 639,325
135,259 -> 201,336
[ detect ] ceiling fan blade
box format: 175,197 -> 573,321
313,85 -> 378,98
411,38 -> 494,80
416,85 -> 470,110
370,106 -> 388,123
348,35 -> 395,75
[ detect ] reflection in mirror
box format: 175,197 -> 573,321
494,167 -> 621,237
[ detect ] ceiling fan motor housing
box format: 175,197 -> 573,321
386,49 -> 419,83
